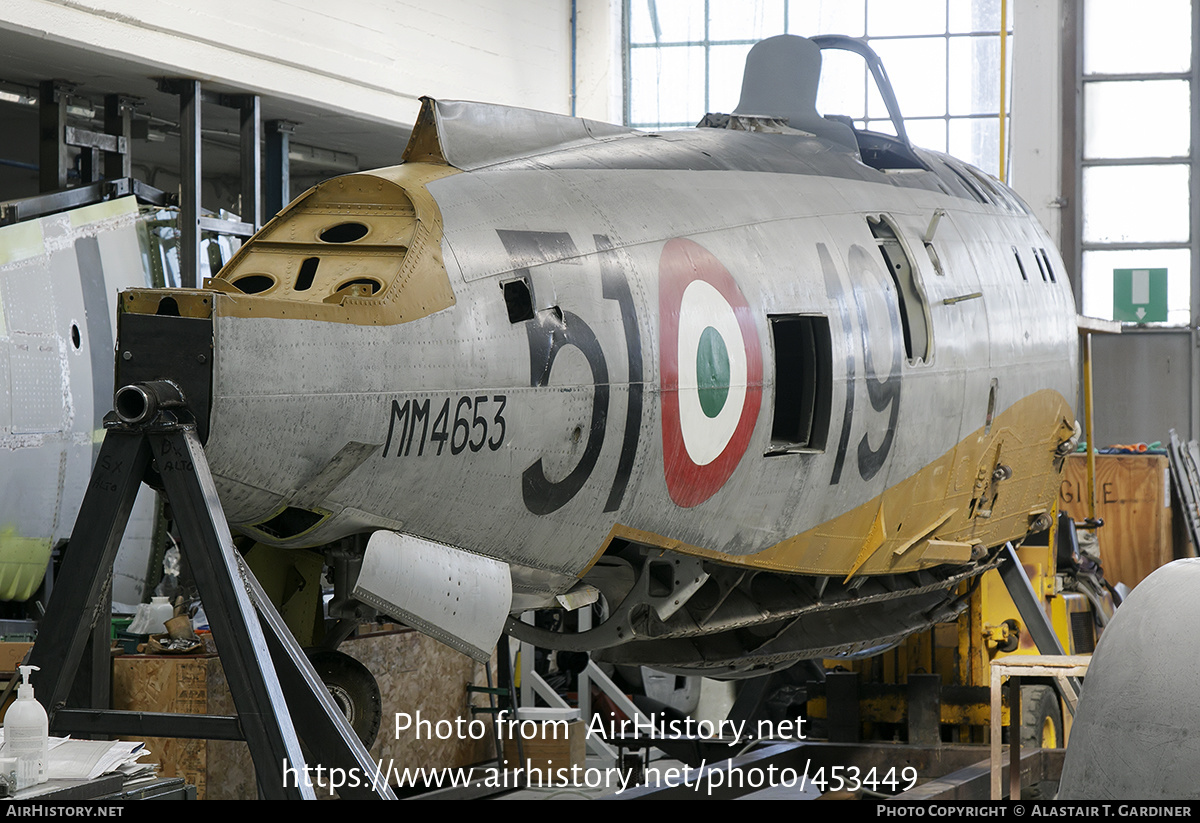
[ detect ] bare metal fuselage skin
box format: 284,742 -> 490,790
117,98 -> 1077,676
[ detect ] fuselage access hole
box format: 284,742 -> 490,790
320,222 -> 370,243
502,278 -> 535,323
296,257 -> 319,291
232,274 -> 276,294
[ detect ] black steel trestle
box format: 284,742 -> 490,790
27,408 -> 394,799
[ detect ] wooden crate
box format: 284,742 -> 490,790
111,630 -> 496,799
502,720 -> 585,774
1059,453 -> 1174,589
111,654 -> 255,800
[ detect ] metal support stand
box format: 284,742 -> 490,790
996,542 -> 1078,704
173,79 -> 203,289
466,669 -> 509,769
495,634 -> 527,776
989,655 -> 1090,800
158,81 -> 263,287
34,82 -> 137,202
239,96 -> 262,231
907,673 -> 942,746
514,607 -> 656,765
27,410 -> 394,799
825,671 -> 861,743
576,601 -> 592,729
104,95 -> 136,181
265,120 -> 296,218
38,80 -> 71,192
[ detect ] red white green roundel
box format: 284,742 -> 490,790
659,238 -> 763,507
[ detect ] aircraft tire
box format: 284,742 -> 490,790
1019,685 -> 1062,750
306,649 -> 383,748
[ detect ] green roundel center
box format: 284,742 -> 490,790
697,326 -> 731,418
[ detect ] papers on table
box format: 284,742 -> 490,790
0,732 -> 155,780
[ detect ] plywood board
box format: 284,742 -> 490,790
340,628 -> 497,776
111,654 -> 254,800
1059,454 -> 1174,588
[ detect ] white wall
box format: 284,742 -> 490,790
1010,0 -> 1066,248
0,0 -> 579,128
575,0 -> 624,124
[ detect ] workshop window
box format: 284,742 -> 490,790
1078,0 -> 1192,326
626,0 -> 1012,178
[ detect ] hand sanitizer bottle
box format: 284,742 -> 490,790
5,666 -> 48,783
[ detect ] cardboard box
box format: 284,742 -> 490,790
0,642 -> 33,674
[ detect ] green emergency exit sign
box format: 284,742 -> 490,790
1113,268 -> 1168,323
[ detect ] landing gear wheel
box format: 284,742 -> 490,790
306,649 -> 383,748
1020,685 -> 1063,749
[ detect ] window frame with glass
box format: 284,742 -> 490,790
625,0 -> 1013,179
1076,0 -> 1195,328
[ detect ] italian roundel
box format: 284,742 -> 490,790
659,237 -> 763,507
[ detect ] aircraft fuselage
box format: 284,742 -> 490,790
116,98 -> 1077,675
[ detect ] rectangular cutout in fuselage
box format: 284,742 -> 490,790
502,277 -> 535,323
768,314 -> 832,454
